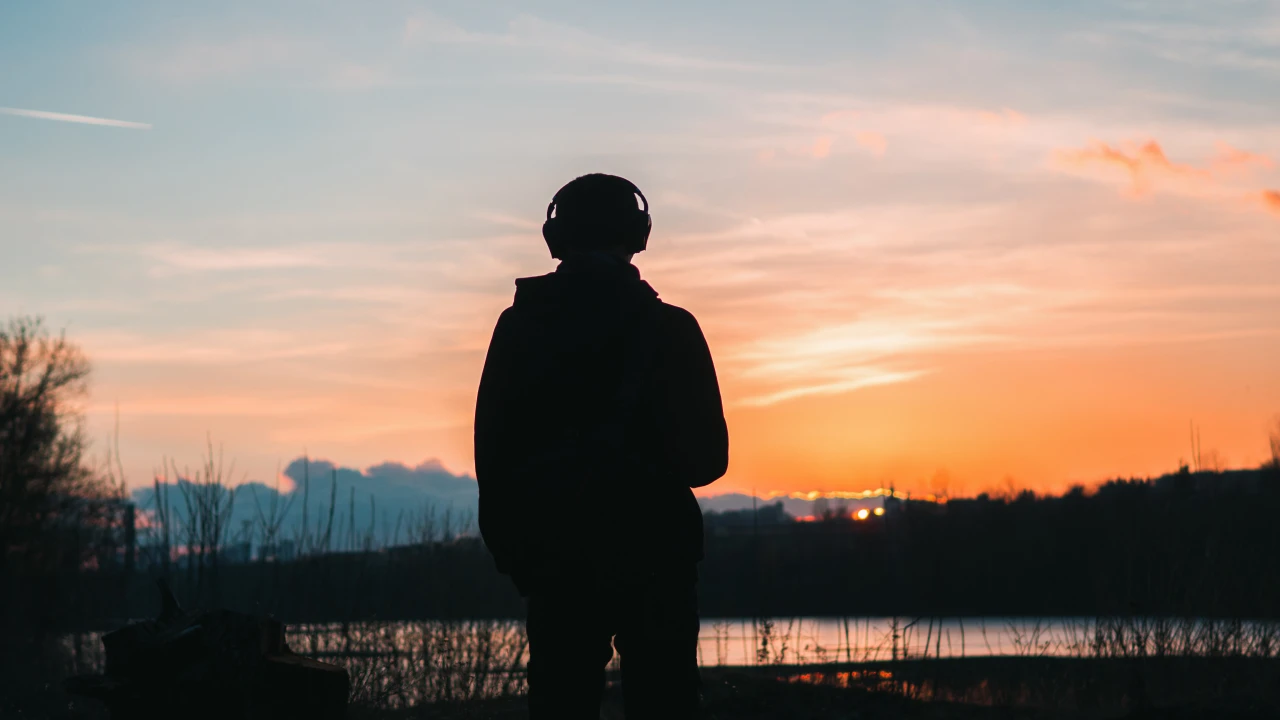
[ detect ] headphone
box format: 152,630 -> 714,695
542,175 -> 652,260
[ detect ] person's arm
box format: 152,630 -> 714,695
659,307 -> 729,488
475,309 -> 518,483
474,308 -> 521,567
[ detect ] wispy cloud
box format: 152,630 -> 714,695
404,12 -> 775,73
731,315 -> 999,407
128,35 -> 313,82
1213,142 -> 1274,173
759,102 -> 1033,163
143,245 -> 334,273
125,34 -> 405,92
81,328 -> 351,365
328,63 -> 402,90
1078,18 -> 1280,74
88,395 -> 331,418
739,369 -> 927,407
648,175 -> 1280,411
79,241 -> 421,276
0,107 -> 151,130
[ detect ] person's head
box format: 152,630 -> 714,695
542,174 -> 651,261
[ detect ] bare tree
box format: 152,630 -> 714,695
1269,415 -> 1280,469
171,438 -> 238,606
1190,421 -> 1204,472
1200,448 -> 1225,474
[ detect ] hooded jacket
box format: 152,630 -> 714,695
474,254 -> 728,586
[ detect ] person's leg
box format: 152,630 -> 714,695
525,581 -> 616,720
613,568 -> 701,719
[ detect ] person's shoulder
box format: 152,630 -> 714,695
656,300 -> 695,321
654,300 -> 706,336
511,272 -> 559,307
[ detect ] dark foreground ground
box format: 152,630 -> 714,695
355,675 -> 1037,720
16,657 -> 1280,719
355,659 -> 1280,720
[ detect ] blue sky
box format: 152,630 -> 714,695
4,1 -> 1280,496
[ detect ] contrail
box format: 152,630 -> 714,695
0,106 -> 152,130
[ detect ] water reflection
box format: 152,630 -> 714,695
60,616 -> 1280,705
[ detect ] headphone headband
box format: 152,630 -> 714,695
546,178 -> 649,221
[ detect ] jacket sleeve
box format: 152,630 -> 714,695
474,308 -> 521,565
659,308 -> 729,488
475,309 -> 518,485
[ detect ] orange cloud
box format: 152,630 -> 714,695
1214,143 -> 1274,173
1263,190 -> 1280,215
1053,140 -> 1210,196
811,135 -> 833,159
973,108 -> 1027,127
855,131 -> 887,157
1054,139 -> 1280,219
811,110 -> 890,158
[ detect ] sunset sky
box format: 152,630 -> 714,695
4,1 -> 1279,500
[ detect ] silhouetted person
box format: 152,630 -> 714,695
475,174 -> 728,719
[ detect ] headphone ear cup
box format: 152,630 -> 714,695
542,219 -> 566,259
632,212 -> 652,253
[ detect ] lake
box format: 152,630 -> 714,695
59,616 -> 1279,705
64,615 -> 1280,671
